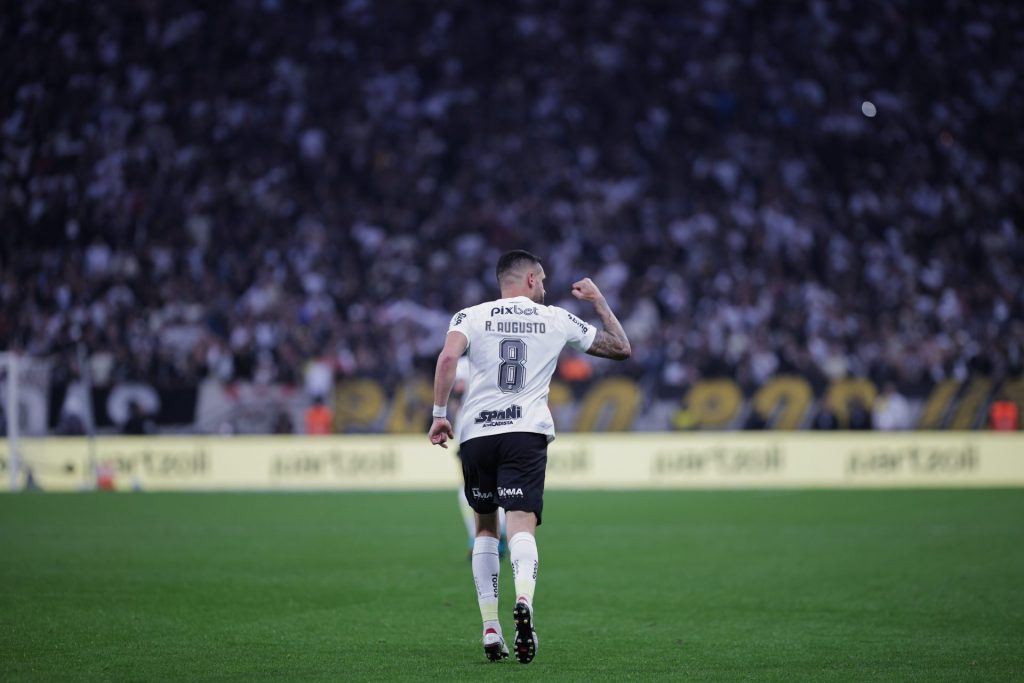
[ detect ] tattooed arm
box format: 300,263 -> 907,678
571,278 -> 631,361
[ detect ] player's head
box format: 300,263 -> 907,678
496,249 -> 546,304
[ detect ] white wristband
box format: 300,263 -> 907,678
432,404 -> 447,419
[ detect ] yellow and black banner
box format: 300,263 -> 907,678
2,433 -> 1022,492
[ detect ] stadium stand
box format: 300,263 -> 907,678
1,0 -> 1021,432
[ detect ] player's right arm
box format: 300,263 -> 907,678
428,317 -> 470,449
571,278 -> 631,361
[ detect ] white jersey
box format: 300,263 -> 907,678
451,356 -> 471,444
447,295 -> 597,443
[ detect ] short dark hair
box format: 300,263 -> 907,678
496,250 -> 542,284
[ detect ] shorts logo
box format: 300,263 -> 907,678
474,404 -> 523,427
490,305 -> 539,316
472,487 -> 493,501
499,486 -> 524,498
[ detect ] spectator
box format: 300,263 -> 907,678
55,408 -> 86,436
873,383 -> 913,431
812,404 -> 839,431
847,397 -> 873,431
304,396 -> 333,435
989,399 -> 1019,431
122,400 -> 155,435
273,409 -> 295,435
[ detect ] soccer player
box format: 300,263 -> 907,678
428,250 -> 631,663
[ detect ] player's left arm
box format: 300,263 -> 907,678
428,330 -> 469,449
572,278 -> 631,361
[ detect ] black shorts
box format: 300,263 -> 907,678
459,432 -> 549,526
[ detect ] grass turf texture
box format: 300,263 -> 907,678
1,491 -> 1022,682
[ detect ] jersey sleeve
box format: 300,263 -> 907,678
447,308 -> 472,347
555,306 -> 598,352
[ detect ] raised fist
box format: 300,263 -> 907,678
571,278 -> 604,303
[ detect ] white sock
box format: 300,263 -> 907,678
472,536 -> 501,633
509,532 -> 538,607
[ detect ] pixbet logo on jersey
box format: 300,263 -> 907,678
490,305 -> 539,316
474,404 -> 523,426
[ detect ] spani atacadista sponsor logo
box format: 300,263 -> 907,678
474,404 -> 523,427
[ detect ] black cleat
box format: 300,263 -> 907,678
512,601 -> 538,664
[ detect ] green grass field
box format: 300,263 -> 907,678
1,490 -> 1022,681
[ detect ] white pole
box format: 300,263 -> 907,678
77,344 -> 98,489
7,353 -> 19,492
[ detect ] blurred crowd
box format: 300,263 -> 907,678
2,0 -> 1022,410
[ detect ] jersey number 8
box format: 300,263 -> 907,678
498,338 -> 527,393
